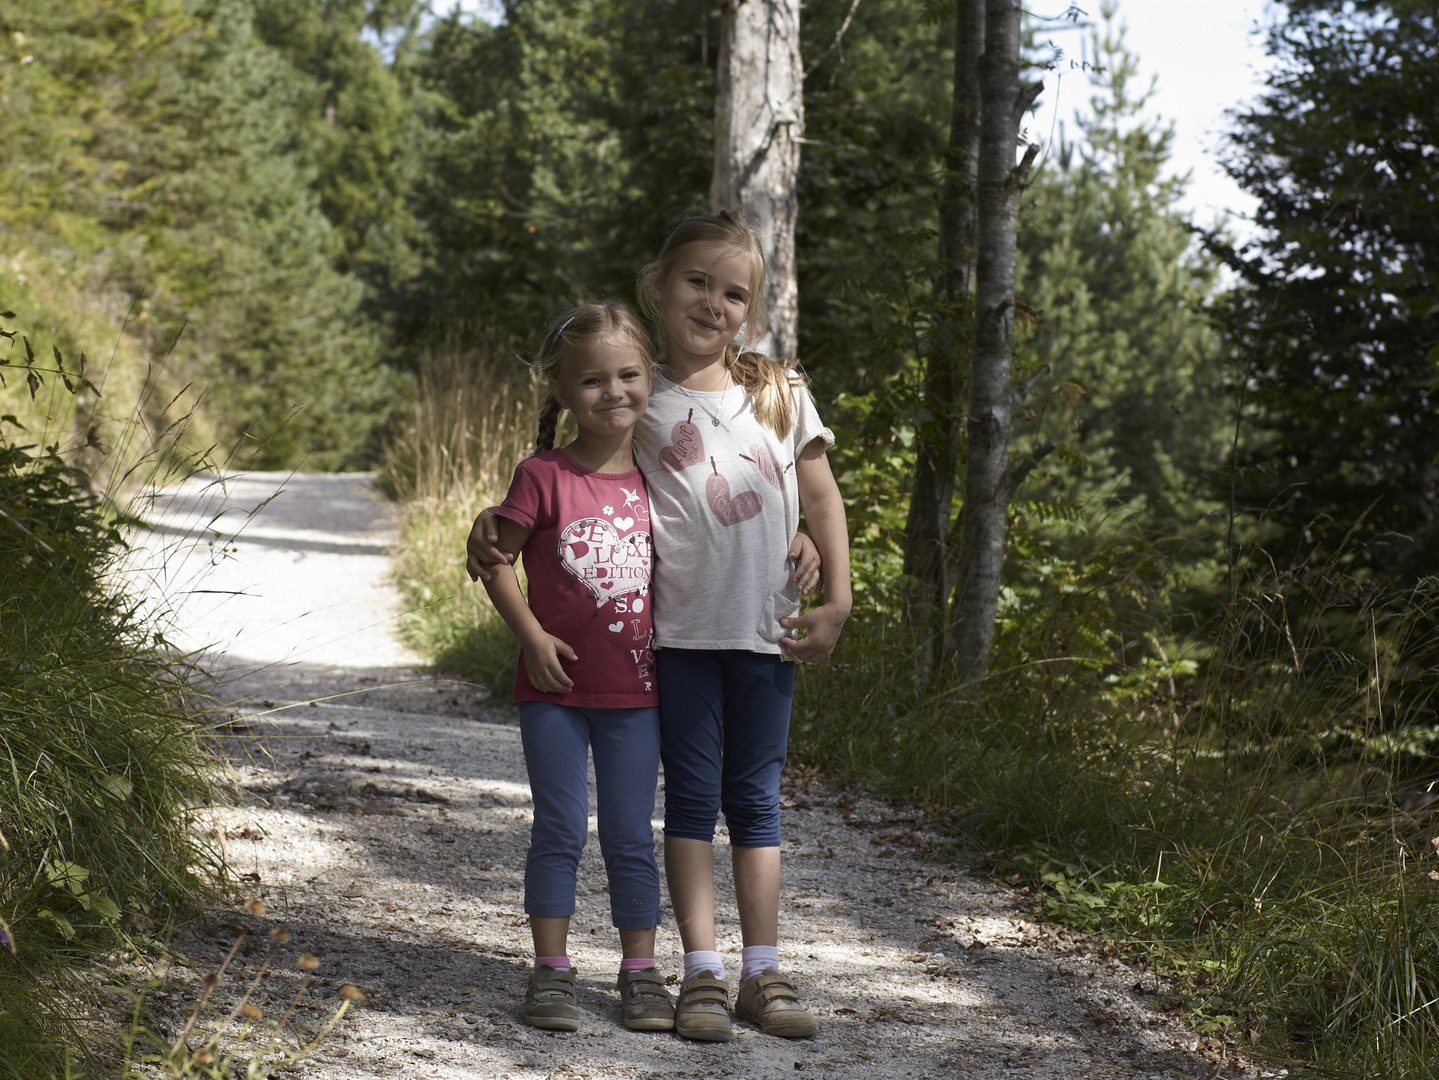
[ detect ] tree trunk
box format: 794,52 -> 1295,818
946,0 -> 1044,681
710,0 -> 804,359
902,0 -> 984,648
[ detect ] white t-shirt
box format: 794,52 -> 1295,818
635,371 -> 835,654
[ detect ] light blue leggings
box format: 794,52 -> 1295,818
518,702 -> 662,929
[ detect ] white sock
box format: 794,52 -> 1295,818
740,945 -> 779,982
683,949 -> 725,982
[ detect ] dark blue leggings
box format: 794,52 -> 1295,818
658,649 -> 795,848
518,702 -> 662,929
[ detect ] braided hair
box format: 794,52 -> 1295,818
530,302 -> 656,455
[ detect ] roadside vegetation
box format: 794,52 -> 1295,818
0,314 -> 222,1076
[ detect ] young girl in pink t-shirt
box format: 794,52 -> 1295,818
481,301 -> 673,1034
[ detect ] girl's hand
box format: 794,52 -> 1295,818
521,633 -> 578,693
779,603 -> 850,664
467,507 -> 512,582
788,531 -> 822,595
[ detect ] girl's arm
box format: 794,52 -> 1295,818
481,517 -> 577,693
471,505 -> 823,592
781,438 -> 852,663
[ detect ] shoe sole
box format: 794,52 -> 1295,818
737,1011 -> 818,1038
675,1024 -> 733,1042
623,1015 -> 677,1032
744,1019 -> 817,1038
524,1015 -> 581,1032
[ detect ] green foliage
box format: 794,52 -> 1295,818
1018,9 -> 1228,535
397,0 -> 716,346
0,317 -> 221,1077
795,545 -> 1439,1075
1,0 -> 397,469
1220,0 -> 1439,581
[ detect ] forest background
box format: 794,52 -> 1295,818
2,0 -> 1438,1076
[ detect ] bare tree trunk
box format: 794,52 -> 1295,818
902,0 -> 984,650
711,0 -> 804,359
946,0 -> 1047,681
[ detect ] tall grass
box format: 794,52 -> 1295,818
794,546 -> 1439,1077
383,342 -> 539,685
1,330 -> 223,1076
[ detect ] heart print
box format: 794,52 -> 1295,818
558,517 -> 652,608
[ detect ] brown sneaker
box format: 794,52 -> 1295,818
616,966 -> 675,1031
524,965 -> 581,1031
674,971 -> 733,1042
735,970 -> 818,1038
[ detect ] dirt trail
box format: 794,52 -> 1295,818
134,472 -> 1270,1080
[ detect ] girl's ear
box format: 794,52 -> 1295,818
645,267 -> 664,303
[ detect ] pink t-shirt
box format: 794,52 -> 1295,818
495,449 -> 655,708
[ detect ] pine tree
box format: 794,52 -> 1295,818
1221,0 -> 1439,579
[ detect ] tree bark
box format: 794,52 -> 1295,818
902,0 -> 984,647
946,0 -> 1042,681
710,0 -> 804,359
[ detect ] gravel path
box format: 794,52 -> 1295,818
134,473 -> 1272,1080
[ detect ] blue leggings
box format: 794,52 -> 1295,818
658,649 -> 795,848
518,702 -> 662,929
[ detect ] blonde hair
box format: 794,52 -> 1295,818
531,301 -> 656,454
638,210 -> 801,439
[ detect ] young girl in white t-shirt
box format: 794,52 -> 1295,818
471,213 -> 852,1042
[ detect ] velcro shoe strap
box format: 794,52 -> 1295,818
753,977 -> 801,1004
680,978 -> 729,1007
532,975 -> 576,999
625,975 -> 668,999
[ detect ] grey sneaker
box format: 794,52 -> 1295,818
736,970 -> 817,1038
674,971 -> 733,1042
616,967 -> 676,1031
524,965 -> 581,1031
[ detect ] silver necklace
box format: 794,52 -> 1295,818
668,372 -> 743,431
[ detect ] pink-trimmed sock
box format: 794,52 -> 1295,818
535,955 -> 572,971
619,957 -> 655,972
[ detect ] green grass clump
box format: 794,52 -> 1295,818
793,551 -> 1439,1078
383,342 -> 538,687
1,332 -> 221,1076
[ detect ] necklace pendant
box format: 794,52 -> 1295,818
711,417 -> 720,427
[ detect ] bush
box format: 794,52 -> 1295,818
793,537 -> 1439,1077
0,325 -> 221,1078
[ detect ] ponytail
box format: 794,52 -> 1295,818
728,348 -> 800,439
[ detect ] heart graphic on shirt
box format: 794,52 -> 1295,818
607,621 -> 624,633
744,445 -> 787,491
613,516 -> 634,531
558,517 -> 652,608
705,458 -> 762,526
659,410 -> 705,472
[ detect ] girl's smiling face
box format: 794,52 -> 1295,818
652,243 -> 759,368
550,337 -> 653,438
